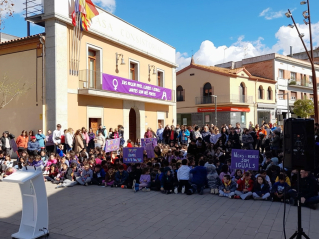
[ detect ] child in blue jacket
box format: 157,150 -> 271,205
189,160 -> 207,195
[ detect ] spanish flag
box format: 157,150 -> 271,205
81,0 -> 99,31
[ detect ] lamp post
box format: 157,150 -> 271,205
286,3 -> 318,123
211,95 -> 217,126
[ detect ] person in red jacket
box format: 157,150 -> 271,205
16,130 -> 29,155
127,139 -> 133,148
234,171 -> 253,200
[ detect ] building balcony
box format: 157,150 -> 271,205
78,70 -> 175,105
287,79 -> 313,88
195,95 -> 253,105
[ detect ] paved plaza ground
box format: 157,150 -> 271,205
1,182 -> 319,239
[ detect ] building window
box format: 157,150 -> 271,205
177,85 -> 184,102
129,59 -> 139,81
203,83 -> 213,103
88,50 -> 96,88
157,70 -> 164,87
279,69 -> 284,78
267,87 -> 272,100
310,94 -> 314,100
291,72 -> 296,81
309,76 -> 313,84
279,90 -> 284,99
258,85 -> 264,99
291,92 -> 296,100
240,82 -> 246,103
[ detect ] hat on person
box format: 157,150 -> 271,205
31,136 -> 36,139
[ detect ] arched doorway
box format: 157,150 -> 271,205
129,108 -> 137,143
203,82 -> 212,104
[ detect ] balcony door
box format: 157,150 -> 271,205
203,83 -> 212,104
88,50 -> 96,88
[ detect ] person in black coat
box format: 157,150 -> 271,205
289,170 -> 319,209
1,131 -> 15,156
187,140 -> 198,156
228,128 -> 240,149
161,170 -> 174,194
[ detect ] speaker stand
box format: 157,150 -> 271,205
289,172 -> 310,239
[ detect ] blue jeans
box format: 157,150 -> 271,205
288,189 -> 319,206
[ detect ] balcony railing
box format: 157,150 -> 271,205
195,94 -> 253,105
79,70 -> 102,90
288,79 -> 313,88
78,69 -> 175,102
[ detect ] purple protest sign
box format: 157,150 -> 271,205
102,73 -> 172,101
104,138 -> 121,153
145,143 -> 155,159
123,147 -> 144,164
141,138 -> 157,147
231,149 -> 259,171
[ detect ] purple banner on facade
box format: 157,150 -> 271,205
104,138 -> 121,153
123,147 -> 144,163
231,149 -> 259,171
141,138 -> 157,147
102,73 -> 172,101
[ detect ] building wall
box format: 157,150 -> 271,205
243,60 -> 274,80
0,49 -> 43,137
176,68 -> 230,109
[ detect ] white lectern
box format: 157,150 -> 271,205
4,166 -> 49,239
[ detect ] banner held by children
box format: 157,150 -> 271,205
141,138 -> 157,147
123,147 -> 144,163
231,149 -> 259,171
104,138 -> 121,153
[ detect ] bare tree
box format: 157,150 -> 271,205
0,0 -> 14,30
0,74 -> 31,109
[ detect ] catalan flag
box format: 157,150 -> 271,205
81,0 -> 99,31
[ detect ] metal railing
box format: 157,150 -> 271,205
195,94 -> 253,105
288,79 -> 313,87
78,69 -> 176,102
79,70 -> 102,90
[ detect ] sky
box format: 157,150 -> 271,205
2,0 -> 319,70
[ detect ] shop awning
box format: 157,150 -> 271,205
197,106 -> 250,113
257,103 -> 276,109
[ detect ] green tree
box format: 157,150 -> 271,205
293,99 -> 314,118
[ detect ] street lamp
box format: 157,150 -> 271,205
285,4 -> 318,123
211,95 -> 217,126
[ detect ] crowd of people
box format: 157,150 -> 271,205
1,121 -> 319,210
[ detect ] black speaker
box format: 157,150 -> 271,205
283,118 -> 315,170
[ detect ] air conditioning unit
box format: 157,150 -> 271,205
291,96 -> 296,100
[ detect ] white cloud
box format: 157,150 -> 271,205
176,22 -> 319,71
12,0 -> 116,14
259,8 -> 287,20
94,0 -> 116,13
259,8 -> 270,17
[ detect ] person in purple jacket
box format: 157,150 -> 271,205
32,155 -> 44,169
133,168 -> 151,192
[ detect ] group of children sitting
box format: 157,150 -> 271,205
0,142 -> 317,210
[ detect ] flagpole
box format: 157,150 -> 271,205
73,13 -> 80,75
75,14 -> 81,76
70,15 -> 76,75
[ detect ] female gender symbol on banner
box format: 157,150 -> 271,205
112,79 -> 118,90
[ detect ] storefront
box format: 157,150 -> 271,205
177,107 -> 250,127
257,103 -> 276,125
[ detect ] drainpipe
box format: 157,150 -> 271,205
255,79 -> 258,125
39,36 -> 46,132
